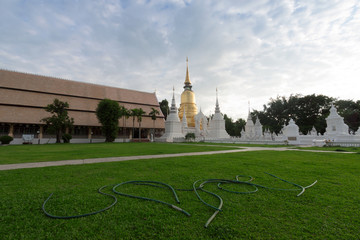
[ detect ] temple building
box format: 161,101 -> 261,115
178,58 -> 198,127
0,69 -> 165,144
160,59 -> 230,141
158,88 -> 184,142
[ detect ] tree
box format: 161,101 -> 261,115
159,99 -> 169,120
120,106 -> 131,142
335,100 -> 360,133
41,98 -> 74,143
136,108 -> 146,141
149,107 -> 160,136
224,114 -> 235,136
254,94 -> 334,135
131,108 -> 140,138
96,99 -> 121,142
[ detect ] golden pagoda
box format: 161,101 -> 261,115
178,58 -> 198,127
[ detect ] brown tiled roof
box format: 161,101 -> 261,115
0,69 -> 165,128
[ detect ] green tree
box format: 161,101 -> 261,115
41,98 -> 74,143
120,106 -> 131,142
255,94 -> 334,135
224,114 -> 235,136
136,108 -> 146,141
149,107 -> 160,136
159,99 -> 169,120
96,99 -> 121,142
234,118 -> 246,137
335,100 -> 360,133
131,108 -> 140,138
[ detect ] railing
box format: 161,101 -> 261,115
326,142 -> 360,147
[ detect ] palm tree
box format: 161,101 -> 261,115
136,108 -> 146,141
149,107 -> 160,138
130,108 -> 139,139
120,106 -> 130,142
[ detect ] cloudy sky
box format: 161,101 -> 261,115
1,0 -> 359,119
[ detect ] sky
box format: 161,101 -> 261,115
1,0 -> 359,120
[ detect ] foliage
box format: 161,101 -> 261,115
96,99 -> 121,142
223,114 -> 246,137
149,107 -> 160,136
136,108 -> 146,140
62,133 -> 72,143
253,94 -> 334,135
41,98 -> 74,143
185,132 -> 195,141
334,100 -> 360,133
119,106 -> 131,142
1,151 -> 359,239
159,99 -> 169,120
0,135 -> 13,144
130,108 -> 146,139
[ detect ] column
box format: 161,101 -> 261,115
8,124 -> 14,137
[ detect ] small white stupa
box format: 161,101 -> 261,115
160,88 -> 184,142
181,105 -> 188,133
194,108 -> 208,137
325,104 -> 349,136
283,119 -> 300,144
207,89 -> 230,139
243,103 -> 262,140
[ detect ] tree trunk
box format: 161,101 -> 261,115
56,129 -> 62,143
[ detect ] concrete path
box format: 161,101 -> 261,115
0,146 -> 355,171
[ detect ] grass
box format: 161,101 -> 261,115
1,150 -> 359,239
0,142 -> 239,165
183,142 -> 291,148
297,146 -> 360,153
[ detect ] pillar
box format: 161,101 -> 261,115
88,127 -> 92,139
8,124 -> 14,137
39,125 -> 43,139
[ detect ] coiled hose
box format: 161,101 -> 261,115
42,173 -> 317,227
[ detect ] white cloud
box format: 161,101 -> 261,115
0,0 -> 359,119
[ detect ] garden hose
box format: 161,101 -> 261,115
112,180 -> 191,216
42,173 -> 317,228
42,184 -> 117,219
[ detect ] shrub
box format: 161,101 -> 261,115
0,135 -> 13,144
185,133 -> 195,142
62,133 -> 72,143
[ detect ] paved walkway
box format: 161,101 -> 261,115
0,146 -> 355,171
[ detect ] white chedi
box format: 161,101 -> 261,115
283,119 -> 300,144
325,104 -> 349,136
194,108 -> 208,137
243,110 -> 263,140
207,90 -> 230,139
160,89 -> 184,142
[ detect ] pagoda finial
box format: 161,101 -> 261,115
184,57 -> 192,90
215,88 -> 220,113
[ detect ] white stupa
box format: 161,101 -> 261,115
243,103 -> 262,140
160,88 -> 184,142
283,119 -> 300,144
207,89 -> 230,139
325,104 -> 349,136
194,108 -> 208,137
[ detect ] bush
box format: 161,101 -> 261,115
185,133 -> 195,142
0,135 -> 13,144
62,133 -> 72,143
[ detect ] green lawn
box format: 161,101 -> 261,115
297,146 -> 360,153
1,150 -> 359,239
183,142 -> 291,148
0,142 -> 238,165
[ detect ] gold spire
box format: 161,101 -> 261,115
184,57 -> 192,88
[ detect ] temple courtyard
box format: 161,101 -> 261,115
1,142 -> 359,239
